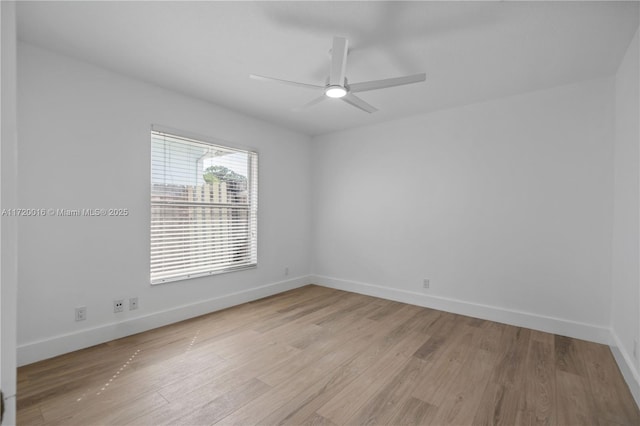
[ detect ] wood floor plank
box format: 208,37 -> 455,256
47,391 -> 168,426
403,307 -> 444,335
222,308 -> 429,425
166,378 -> 271,426
556,370 -> 599,426
367,300 -> 407,321
493,326 -> 531,388
256,314 -> 376,387
215,338 -> 370,425
134,359 -> 280,425
476,320 -> 505,354
388,396 -> 437,426
35,347 -> 168,420
16,285 -> 638,426
257,359 -> 364,426
514,338 -> 556,426
315,331 -> 428,424
255,293 -> 345,333
158,334 -> 300,404
256,339 -> 379,425
260,302 -> 422,392
474,326 -> 531,425
473,382 -> 511,426
257,318 -> 431,425
299,413 -> 338,426
344,356 -> 430,425
412,312 -> 459,361
313,295 -> 382,329
554,334 -> 587,376
411,324 -> 479,407
16,405 -> 44,426
530,329 -> 555,345
429,347 -> 497,425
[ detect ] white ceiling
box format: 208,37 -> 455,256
17,1 -> 639,136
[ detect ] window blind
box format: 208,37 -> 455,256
150,130 -> 258,284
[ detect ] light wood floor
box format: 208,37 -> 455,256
17,285 -> 639,425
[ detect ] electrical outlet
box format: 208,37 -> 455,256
75,306 -> 86,321
285,267 -> 289,276
113,299 -> 124,313
423,279 -> 430,289
129,297 -> 138,310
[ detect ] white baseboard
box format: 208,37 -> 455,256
311,275 -> 612,344
610,329 -> 640,407
17,275 -> 311,366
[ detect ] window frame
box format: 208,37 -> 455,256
150,125 -> 258,285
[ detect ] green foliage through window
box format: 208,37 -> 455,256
202,165 -> 248,185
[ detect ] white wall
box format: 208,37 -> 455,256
611,28 -> 640,404
16,43 -> 312,365
1,2 -> 18,423
312,77 -> 615,343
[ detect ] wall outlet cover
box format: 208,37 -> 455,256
113,299 -> 124,313
75,306 -> 87,321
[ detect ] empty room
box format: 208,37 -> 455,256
1,1 -> 639,425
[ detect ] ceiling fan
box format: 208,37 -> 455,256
250,36 -> 426,113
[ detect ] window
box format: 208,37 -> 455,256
150,129 -> 258,284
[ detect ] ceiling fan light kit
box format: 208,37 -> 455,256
325,85 -> 347,98
250,36 -> 426,113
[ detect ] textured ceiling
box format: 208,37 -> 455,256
17,1 -> 640,136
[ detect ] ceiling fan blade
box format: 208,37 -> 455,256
250,74 -> 324,90
349,73 -> 426,93
293,95 -> 326,112
330,36 -> 348,86
341,93 -> 378,113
